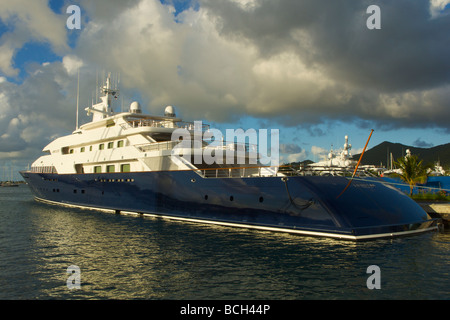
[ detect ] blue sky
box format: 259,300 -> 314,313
1,0 -> 450,180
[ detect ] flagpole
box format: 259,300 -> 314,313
76,69 -> 80,130
336,129 -> 374,199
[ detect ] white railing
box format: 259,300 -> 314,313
136,141 -> 179,152
121,119 -> 210,131
197,165 -> 282,178
135,140 -> 258,155
30,166 -> 58,174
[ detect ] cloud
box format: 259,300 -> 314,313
70,0 -> 338,123
0,61 -> 90,161
1,0 -> 450,164
72,0 -> 449,130
62,55 -> 84,75
0,0 -> 68,77
0,44 -> 17,77
311,145 -> 328,155
281,151 -> 308,164
280,143 -> 302,154
310,145 -> 329,161
279,143 -> 308,163
197,0 -> 450,128
413,138 -> 434,148
429,0 -> 450,17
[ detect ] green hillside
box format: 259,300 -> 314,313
352,141 -> 450,169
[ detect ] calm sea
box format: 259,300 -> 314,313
1,185 -> 449,301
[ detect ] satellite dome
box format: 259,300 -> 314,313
165,105 -> 175,117
130,101 -> 141,113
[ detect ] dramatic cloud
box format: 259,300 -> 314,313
199,0 -> 450,127
68,0 -> 450,130
0,0 -> 449,165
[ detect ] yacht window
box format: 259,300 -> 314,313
80,147 -> 85,153
99,144 -> 104,150
94,166 -> 102,173
108,142 -> 114,149
117,140 -> 124,148
106,165 -> 115,173
120,164 -> 130,172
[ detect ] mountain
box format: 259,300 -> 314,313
352,141 -> 450,169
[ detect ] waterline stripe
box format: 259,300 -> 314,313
34,197 -> 437,241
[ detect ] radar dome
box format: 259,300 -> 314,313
165,105 -> 176,117
130,101 -> 141,113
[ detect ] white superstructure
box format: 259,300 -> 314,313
30,74 -> 271,177
304,135 -> 357,175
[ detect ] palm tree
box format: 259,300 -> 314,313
394,152 -> 431,196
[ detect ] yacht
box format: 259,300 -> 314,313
304,135 -> 357,175
20,75 -> 439,240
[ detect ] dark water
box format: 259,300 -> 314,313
1,185 -> 449,300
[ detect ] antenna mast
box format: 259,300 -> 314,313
76,69 -> 80,130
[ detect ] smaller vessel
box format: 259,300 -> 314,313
304,135 -> 356,175
1,166 -> 19,187
1,181 -> 19,187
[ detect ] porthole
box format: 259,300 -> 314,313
230,196 -> 234,201
204,195 -> 208,200
259,196 -> 264,203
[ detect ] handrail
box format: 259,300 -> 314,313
135,140 -> 259,153
30,166 -> 58,174
297,165 -> 374,175
136,141 -> 179,152
122,118 -> 210,131
195,164 -> 374,179
196,164 -> 286,178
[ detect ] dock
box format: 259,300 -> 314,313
417,202 -> 450,228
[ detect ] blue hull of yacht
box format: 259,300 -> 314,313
20,170 -> 439,240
